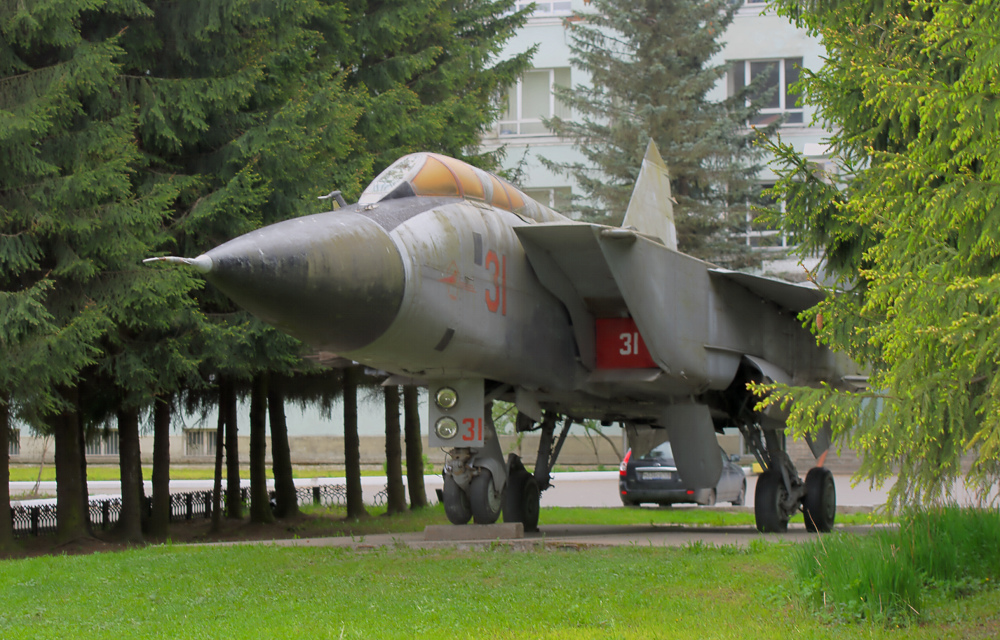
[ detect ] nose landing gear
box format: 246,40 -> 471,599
441,411 -> 572,531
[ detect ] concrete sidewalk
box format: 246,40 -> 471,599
201,521 -> 885,552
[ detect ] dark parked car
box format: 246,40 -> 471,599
619,442 -> 747,507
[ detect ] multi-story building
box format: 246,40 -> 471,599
480,0 -> 833,262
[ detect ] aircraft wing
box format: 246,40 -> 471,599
707,268 -> 826,314
516,222 -> 832,392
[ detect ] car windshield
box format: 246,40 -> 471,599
637,441 -> 673,463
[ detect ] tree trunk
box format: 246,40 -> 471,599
249,373 -> 273,523
211,387 -> 224,533
222,377 -> 242,519
0,392 -> 14,550
116,406 -> 144,543
54,386 -> 89,541
343,366 -> 367,519
384,385 -> 406,515
149,395 -> 172,537
268,377 -> 299,518
404,386 -> 428,509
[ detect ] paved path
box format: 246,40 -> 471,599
203,521 -> 888,552
11,471 -> 896,508
17,469 -> 991,510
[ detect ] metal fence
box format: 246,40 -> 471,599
10,483 -> 389,538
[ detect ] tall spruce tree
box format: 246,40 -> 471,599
126,0 -> 367,518
0,0 -> 182,541
343,0 -> 533,171
403,386 -> 427,509
754,0 -> 1000,508
383,385 -> 406,515
544,0 -> 771,264
0,395 -> 12,549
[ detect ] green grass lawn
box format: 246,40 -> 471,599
1,538 -> 996,639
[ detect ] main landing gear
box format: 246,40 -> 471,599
740,421 -> 837,533
442,411 -> 571,533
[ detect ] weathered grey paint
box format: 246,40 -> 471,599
177,147 -> 857,492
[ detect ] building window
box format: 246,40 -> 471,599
745,183 -> 790,249
524,186 -> 572,212
729,58 -> 803,126
497,68 -> 571,136
515,1 -> 572,16
86,431 -> 119,456
8,429 -> 19,457
184,429 -> 215,457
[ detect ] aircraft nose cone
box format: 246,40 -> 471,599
203,210 -> 404,352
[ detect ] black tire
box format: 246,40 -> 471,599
443,474 -> 472,525
503,468 -> 540,532
754,471 -> 789,533
470,469 -> 503,525
518,476 -> 540,532
803,467 -> 836,533
732,480 -> 747,506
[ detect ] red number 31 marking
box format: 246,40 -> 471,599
461,418 -> 483,441
485,250 -> 507,316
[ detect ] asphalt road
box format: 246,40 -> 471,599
17,471 -> 978,550
12,470 -> 900,508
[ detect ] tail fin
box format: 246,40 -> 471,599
622,140 -> 677,251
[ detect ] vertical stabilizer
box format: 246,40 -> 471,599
622,140 -> 677,250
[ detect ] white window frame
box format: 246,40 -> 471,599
497,68 -> 570,137
86,430 -> 119,457
184,428 -> 215,457
744,183 -> 789,250
515,1 -> 572,16
523,186 -> 572,211
729,58 -> 804,126
8,429 -> 19,457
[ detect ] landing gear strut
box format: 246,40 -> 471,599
441,404 -> 508,525
442,410 -> 571,530
739,420 -> 836,533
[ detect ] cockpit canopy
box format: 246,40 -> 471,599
358,152 -> 564,224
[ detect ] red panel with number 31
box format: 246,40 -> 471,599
595,318 -> 657,369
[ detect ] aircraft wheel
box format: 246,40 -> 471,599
732,480 -> 747,506
803,467 -> 836,533
503,468 -> 540,532
470,469 -> 503,525
755,471 -> 790,533
442,474 -> 472,525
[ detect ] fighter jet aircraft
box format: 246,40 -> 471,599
147,142 -> 855,533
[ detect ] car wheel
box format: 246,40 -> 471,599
702,489 -> 717,507
732,480 -> 747,506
